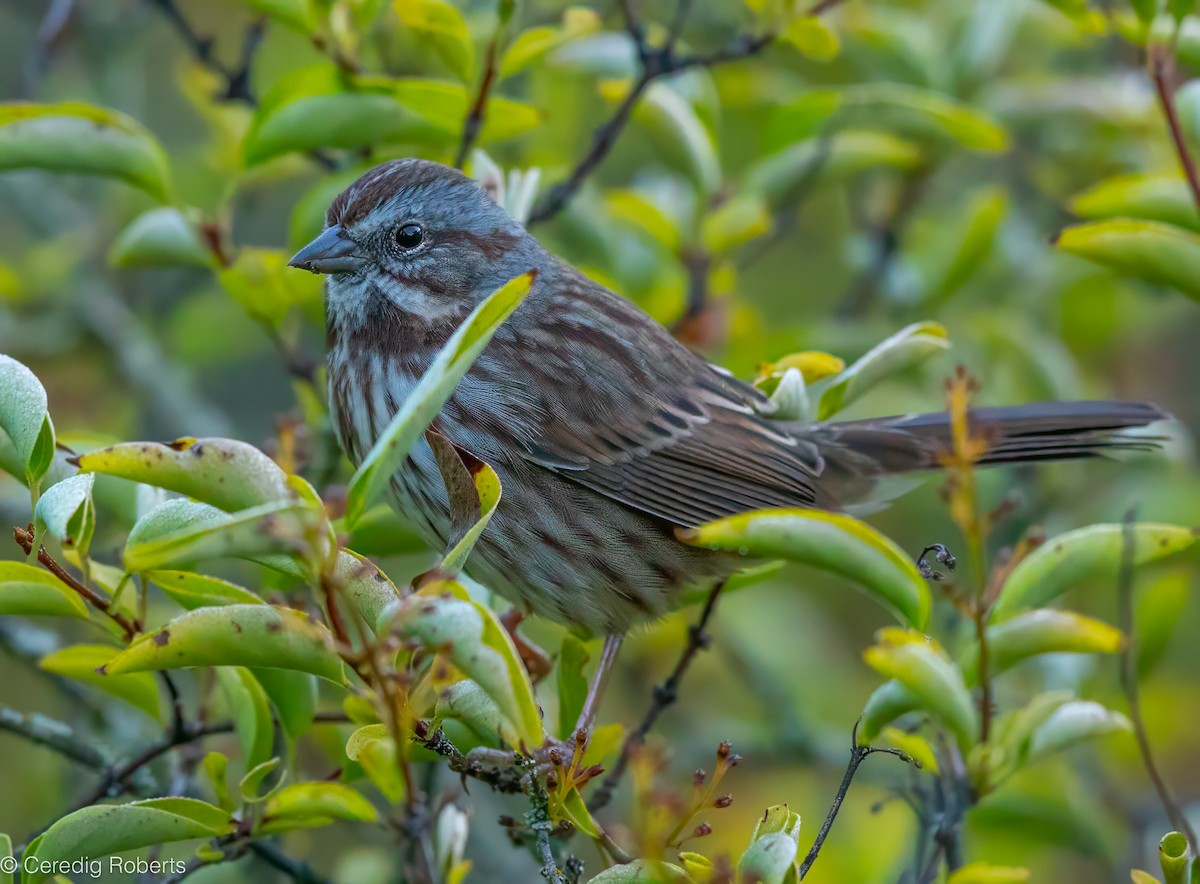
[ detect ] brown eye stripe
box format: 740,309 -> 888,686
327,159 -> 474,227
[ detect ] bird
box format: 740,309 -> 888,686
290,158 -> 1164,717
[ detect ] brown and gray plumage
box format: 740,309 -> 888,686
290,159 -> 1166,634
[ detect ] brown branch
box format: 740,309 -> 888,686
455,28 -> 502,169
13,525 -> 140,639
417,725 -> 528,794
1150,46 -> 1200,216
1117,509 -> 1199,851
527,0 -> 781,225
588,580 -> 724,812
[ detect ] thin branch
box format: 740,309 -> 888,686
807,0 -> 852,15
0,706 -> 107,769
417,725 -> 528,794
798,723 -> 913,879
13,525 -> 140,639
526,761 -> 568,884
1117,508 -> 1199,851
528,1 -> 782,225
1149,46 -> 1200,216
588,580 -> 724,813
455,27 -> 503,169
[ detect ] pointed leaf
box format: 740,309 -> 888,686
101,604 -> 345,683
1026,700 -> 1130,764
859,678 -> 922,744
217,666 -> 275,771
960,609 -> 1124,685
25,798 -> 234,882
0,102 -> 171,200
864,628 -> 977,751
345,270 -> 536,526
1070,174 -> 1200,233
394,0 -> 475,82
992,523 -> 1194,619
1055,220 -> 1200,302
76,437 -> 294,512
679,508 -> 930,629
252,667 -> 318,741
148,570 -> 265,609
258,782 -> 378,834
816,322 -> 950,419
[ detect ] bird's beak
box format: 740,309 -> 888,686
288,225 -> 366,275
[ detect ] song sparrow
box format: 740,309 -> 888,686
291,158 -> 1165,636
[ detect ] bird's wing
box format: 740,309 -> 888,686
456,277 -> 826,528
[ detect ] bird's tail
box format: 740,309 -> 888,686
805,400 -> 1168,505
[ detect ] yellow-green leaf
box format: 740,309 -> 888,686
0,560 -> 89,619
1055,220 -> 1200,302
346,724 -> 406,803
960,609 -> 1124,685
0,353 -> 56,489
992,523 -> 1194,619
679,508 -> 931,629
109,207 -> 217,269
394,0 -> 475,82
1070,174 -> 1200,233
258,782 -> 378,834
40,644 -> 161,720
101,604 -> 345,683
817,322 -> 950,419
345,270 -> 535,526
0,102 -> 172,200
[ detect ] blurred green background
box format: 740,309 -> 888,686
2,0 -> 1200,881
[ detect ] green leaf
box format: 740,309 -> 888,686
24,798 -> 234,882
383,582 -> 542,747
101,604 -> 346,683
345,270 -> 536,526
238,0 -> 317,33
328,549 -> 405,634
252,667 -> 318,742
604,189 -> 682,252
771,84 -> 1007,153
0,832 -> 11,884
34,473 -> 96,556
40,644 -> 161,720
924,188 -> 1008,309
556,635 -> 590,740
1026,700 -> 1130,764
1054,220 -> 1200,302
990,690 -> 1073,783
288,166 -> 371,252
217,666 -> 275,771
201,752 -> 235,811
76,436 -> 294,512
737,804 -> 802,884
679,508 -> 931,629
1070,174 -> 1200,233
244,66 -> 540,166
859,678 -> 921,744
701,194 -> 771,254
440,457 -> 502,574
1137,571 -> 1190,678
0,560 -> 89,619
782,16 -> 840,61
346,724 -> 406,803
864,628 -> 977,751
0,102 -> 172,200
629,81 -> 721,195
991,523 -> 1195,619
0,353 -> 56,489
586,860 -> 691,882
240,757 -> 283,803
816,321 -> 950,419
123,498 -> 323,573
879,727 -> 939,774
109,207 -> 217,269
744,132 -> 922,204
947,863 -> 1031,883
959,609 -> 1124,685
148,570 -> 265,609
1159,832 -> 1191,884
219,247 -> 323,329
435,678 -> 522,746
258,782 -> 378,834
394,0 -> 475,82
498,8 -> 601,77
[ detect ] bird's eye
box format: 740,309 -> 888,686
394,223 -> 424,251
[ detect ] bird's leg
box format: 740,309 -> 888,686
574,633 -> 625,734
499,608 -> 553,683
